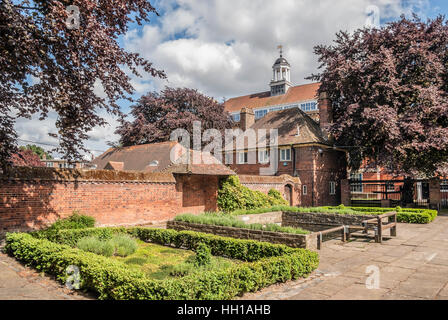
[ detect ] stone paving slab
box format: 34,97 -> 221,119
241,215 -> 448,300
0,252 -> 92,300
2,215 -> 448,300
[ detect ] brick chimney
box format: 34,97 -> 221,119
318,91 -> 333,135
240,107 -> 255,131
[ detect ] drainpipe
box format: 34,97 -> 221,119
292,147 -> 297,177
312,149 -> 316,207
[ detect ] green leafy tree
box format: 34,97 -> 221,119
20,144 -> 52,160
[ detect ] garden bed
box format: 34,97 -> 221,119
167,220 -> 315,249
229,206 -> 438,224
5,227 -> 319,300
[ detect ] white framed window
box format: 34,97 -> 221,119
303,185 -> 308,195
225,153 -> 233,165
255,109 -> 268,119
238,152 -> 248,164
350,172 -> 363,193
441,180 -> 448,192
280,148 -> 291,162
46,162 -> 53,168
386,183 -> 395,192
232,113 -> 240,122
258,149 -> 269,164
330,181 -> 336,195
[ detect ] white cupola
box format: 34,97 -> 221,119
270,45 -> 292,96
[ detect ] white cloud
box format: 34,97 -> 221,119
126,0 -> 430,99
15,0 -> 431,156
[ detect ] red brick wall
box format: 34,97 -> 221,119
0,168 -> 220,233
238,175 -> 302,206
229,146 -> 347,207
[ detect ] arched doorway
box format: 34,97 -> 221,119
284,184 -> 293,206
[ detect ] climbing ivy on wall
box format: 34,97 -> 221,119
217,176 -> 288,212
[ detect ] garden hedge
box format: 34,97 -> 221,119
5,228 -> 319,300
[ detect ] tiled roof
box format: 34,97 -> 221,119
226,107 -> 328,150
251,107 -> 328,146
224,82 -> 321,113
91,141 -> 235,176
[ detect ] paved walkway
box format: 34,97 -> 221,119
241,215 -> 448,300
0,251 -> 91,300
1,216 -> 448,300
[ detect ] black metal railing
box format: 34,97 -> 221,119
349,179 -> 430,208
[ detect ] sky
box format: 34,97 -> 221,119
15,0 -> 448,159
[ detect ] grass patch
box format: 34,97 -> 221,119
174,212 -> 310,235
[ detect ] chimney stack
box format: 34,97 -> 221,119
318,91 -> 333,136
240,107 -> 255,131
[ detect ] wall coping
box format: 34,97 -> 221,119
238,174 -> 301,185
0,167 -> 176,183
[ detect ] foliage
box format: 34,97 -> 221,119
110,234 -> 138,257
7,228 -> 319,300
116,87 -> 233,148
193,243 -> 212,267
228,205 -> 437,224
76,234 -> 137,257
174,213 -> 310,235
32,212 -> 95,240
217,176 -> 288,212
310,15 -> 448,176
19,145 -> 52,160
77,236 -> 115,257
0,0 -> 165,169
9,149 -> 44,167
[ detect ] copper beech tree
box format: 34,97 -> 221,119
116,87 -> 233,148
310,15 -> 448,177
0,0 -> 165,170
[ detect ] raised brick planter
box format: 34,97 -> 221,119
167,220 -> 315,249
282,211 -> 376,229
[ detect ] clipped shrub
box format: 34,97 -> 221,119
76,234 -> 137,257
32,212 -> 95,240
194,242 -> 211,267
111,234 -> 138,257
217,176 -> 288,212
77,236 -> 114,257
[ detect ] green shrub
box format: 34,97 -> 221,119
7,229 -> 319,300
77,236 -> 114,257
174,213 -> 309,235
111,234 -> 138,257
32,212 -> 95,240
194,243 -> 211,267
217,176 -> 288,212
76,234 -> 137,257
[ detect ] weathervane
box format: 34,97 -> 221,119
277,45 -> 283,57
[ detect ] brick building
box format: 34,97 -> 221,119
223,51 -> 347,206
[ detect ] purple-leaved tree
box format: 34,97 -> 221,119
310,15 -> 448,177
0,0 -> 165,170
116,87 -> 233,148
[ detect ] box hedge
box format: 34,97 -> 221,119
5,227 -> 319,300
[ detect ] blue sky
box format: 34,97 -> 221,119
15,0 -> 448,158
